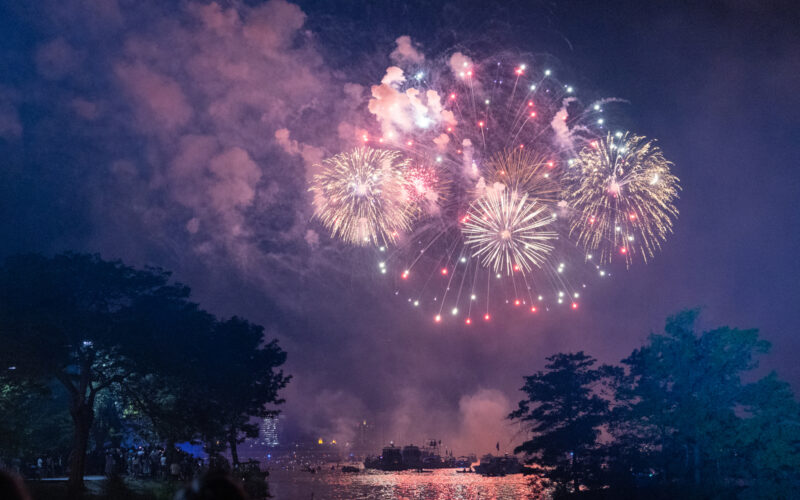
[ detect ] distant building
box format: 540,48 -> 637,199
257,416 -> 281,447
354,419 -> 377,454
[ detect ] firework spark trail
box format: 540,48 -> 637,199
565,132 -> 680,265
373,59 -> 606,320
310,147 -> 415,246
463,187 -> 558,275
483,148 -> 561,204
329,52 -> 678,322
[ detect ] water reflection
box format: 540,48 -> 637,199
269,468 -> 535,499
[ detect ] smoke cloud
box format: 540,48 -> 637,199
0,0 -> 606,457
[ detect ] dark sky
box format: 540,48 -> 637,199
1,0 -> 798,454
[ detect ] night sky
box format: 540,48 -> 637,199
1,0 -> 798,455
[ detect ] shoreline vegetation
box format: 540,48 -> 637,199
0,253 -> 288,499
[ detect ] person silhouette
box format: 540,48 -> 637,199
0,469 -> 32,500
174,472 -> 249,500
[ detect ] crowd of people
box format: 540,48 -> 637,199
0,455 -> 64,480
102,446 -> 207,481
0,445 -> 237,482
0,446 -> 264,499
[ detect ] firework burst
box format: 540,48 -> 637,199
463,187 -> 557,274
371,58 -> 602,321
310,147 -> 414,246
564,132 -> 680,265
482,148 -> 562,203
401,162 -> 447,218
319,50 -> 679,322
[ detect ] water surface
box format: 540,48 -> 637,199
268,468 -> 535,500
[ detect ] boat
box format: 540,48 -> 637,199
420,439 -> 457,469
455,455 -> 477,468
341,465 -> 360,473
364,444 -> 405,471
402,444 -> 423,469
473,454 -> 524,476
364,440 -> 462,471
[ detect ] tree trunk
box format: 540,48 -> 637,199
68,399 -> 94,499
229,430 -> 240,467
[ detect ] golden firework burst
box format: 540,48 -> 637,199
564,132 -> 680,265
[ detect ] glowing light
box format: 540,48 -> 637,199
484,313 -> 490,321
310,147 -> 413,246
355,61 -> 681,320
434,314 -> 441,322
571,302 -> 579,310
564,132 -> 680,265
463,187 -> 557,275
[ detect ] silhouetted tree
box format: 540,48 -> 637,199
0,253 -> 290,497
0,378 -> 72,464
115,293 -> 220,455
202,318 -> 290,466
733,373 -> 800,499
612,310 -> 770,497
509,352 -> 614,496
0,253 -> 194,497
600,309 -> 800,499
